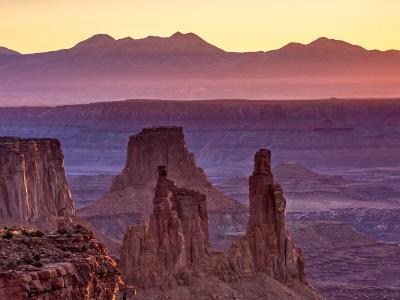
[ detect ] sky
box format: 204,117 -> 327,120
1,0 -> 399,54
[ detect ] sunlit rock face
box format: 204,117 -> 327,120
0,137 -> 74,227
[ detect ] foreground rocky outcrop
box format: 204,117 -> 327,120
119,150 -> 321,299
0,137 -> 74,229
0,136 -> 125,299
0,225 -> 123,300
79,127 -> 247,247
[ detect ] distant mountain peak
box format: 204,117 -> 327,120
71,31 -> 223,54
171,31 -> 184,37
170,31 -> 199,39
278,36 -> 367,56
73,34 -> 116,49
0,46 -> 21,55
166,31 -> 224,53
311,37 -> 333,44
308,37 -> 366,52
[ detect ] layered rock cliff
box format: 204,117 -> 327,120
0,136 -> 125,299
0,137 -> 74,228
79,127 -> 247,246
119,151 -> 321,299
0,225 -> 123,300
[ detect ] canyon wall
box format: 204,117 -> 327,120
0,137 -> 124,299
0,137 -> 74,228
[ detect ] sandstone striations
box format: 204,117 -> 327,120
79,127 -> 247,246
0,225 -> 122,300
0,137 -> 74,229
119,150 -> 321,299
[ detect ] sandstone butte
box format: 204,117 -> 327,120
119,150 -> 322,299
78,126 -> 248,247
0,137 -> 124,299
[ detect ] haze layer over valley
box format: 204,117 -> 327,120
1,98 -> 399,209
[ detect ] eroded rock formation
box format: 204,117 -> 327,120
245,149 -> 305,282
120,166 -> 211,288
0,226 -> 122,300
0,137 -> 74,228
119,150 -> 320,299
79,127 -> 247,247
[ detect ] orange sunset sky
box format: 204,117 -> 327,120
1,0 -> 399,54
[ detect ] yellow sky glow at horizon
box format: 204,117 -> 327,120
1,0 -> 399,54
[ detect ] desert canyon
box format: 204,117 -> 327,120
0,132 -> 325,299
1,99 -> 400,299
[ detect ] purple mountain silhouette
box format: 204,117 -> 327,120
1,33 -> 400,105
0,46 -> 21,55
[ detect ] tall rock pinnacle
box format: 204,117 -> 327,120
246,149 -> 305,282
119,149 -> 319,299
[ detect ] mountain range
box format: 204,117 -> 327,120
1,32 -> 400,105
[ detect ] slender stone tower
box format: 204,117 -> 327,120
245,149 -> 305,282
